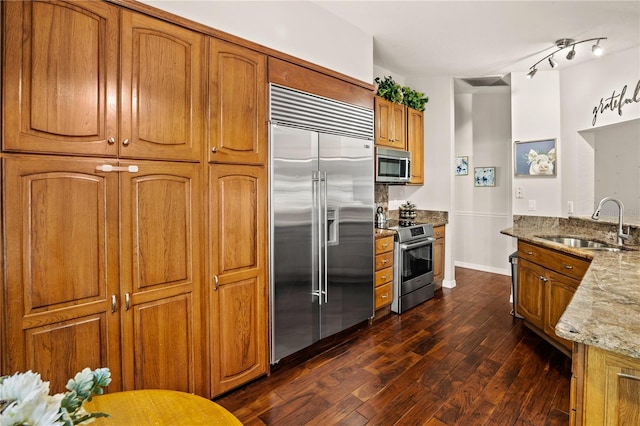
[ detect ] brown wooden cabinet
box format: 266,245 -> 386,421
572,343 -> 640,425
406,108 -> 424,185
209,164 -> 268,396
517,241 -> 590,354
208,39 -> 267,164
2,1 -> 206,396
374,235 -> 394,309
433,225 -> 445,283
3,1 -> 205,162
374,97 -> 406,149
2,156 -> 204,395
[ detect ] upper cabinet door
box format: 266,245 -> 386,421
406,108 -> 424,185
2,1 -> 119,156
374,97 -> 406,149
120,11 -> 205,162
208,38 -> 267,165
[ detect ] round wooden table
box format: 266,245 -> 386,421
83,389 -> 242,425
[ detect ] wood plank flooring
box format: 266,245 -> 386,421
216,267 -> 572,425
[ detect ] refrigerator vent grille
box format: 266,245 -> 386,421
270,84 -> 374,140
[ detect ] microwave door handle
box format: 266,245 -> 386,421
404,158 -> 411,180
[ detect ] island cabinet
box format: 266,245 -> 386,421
433,225 -> 446,283
406,108 -> 424,185
517,241 -> 590,354
571,343 -> 640,425
1,0 -> 206,396
374,97 -> 406,149
208,164 -> 268,396
374,235 -> 395,310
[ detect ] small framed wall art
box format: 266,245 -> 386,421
455,156 -> 469,175
474,167 -> 496,187
514,138 -> 557,177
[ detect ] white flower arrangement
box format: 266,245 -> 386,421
0,368 -> 111,426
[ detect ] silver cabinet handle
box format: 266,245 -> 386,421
111,294 -> 117,313
125,293 -> 130,311
108,137 -> 116,145
122,138 -> 130,146
214,275 -> 219,291
381,259 -> 389,264
96,165 -> 139,173
525,250 -> 534,255
540,276 -> 548,282
211,146 -> 218,153
563,264 -> 574,270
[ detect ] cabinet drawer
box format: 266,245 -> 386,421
375,282 -> 392,309
375,252 -> 394,271
375,236 -> 394,254
434,225 -> 445,239
375,266 -> 394,287
518,241 -> 590,281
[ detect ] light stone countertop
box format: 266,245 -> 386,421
501,215 -> 640,359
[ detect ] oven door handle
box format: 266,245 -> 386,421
399,237 -> 435,250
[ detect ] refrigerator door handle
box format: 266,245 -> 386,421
312,171 -> 322,304
321,170 -> 328,304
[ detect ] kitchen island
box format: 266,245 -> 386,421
502,215 -> 640,425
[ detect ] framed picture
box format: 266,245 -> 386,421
474,167 -> 496,187
514,138 -> 557,177
455,156 -> 469,175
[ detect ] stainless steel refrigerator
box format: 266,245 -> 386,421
270,84 -> 375,363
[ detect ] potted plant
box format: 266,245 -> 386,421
374,76 -> 403,103
401,86 -> 429,111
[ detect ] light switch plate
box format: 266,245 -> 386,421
528,200 -> 536,211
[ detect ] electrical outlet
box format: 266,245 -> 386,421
516,187 -> 523,198
528,200 -> 536,211
568,201 -> 574,215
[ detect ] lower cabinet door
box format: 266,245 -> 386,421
119,160 -> 204,395
517,258 -> 545,329
544,271 -> 579,351
209,164 -> 268,396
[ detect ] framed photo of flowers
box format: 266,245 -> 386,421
514,138 -> 557,177
474,167 -> 496,187
455,156 -> 469,175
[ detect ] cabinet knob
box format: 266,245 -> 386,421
381,275 -> 388,280
122,138 -> 130,146
381,243 -> 388,248
525,250 -> 534,255
381,293 -> 388,299
108,137 -> 116,145
211,146 -> 218,153
382,259 -> 389,264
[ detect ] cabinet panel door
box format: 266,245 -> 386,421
374,97 -> 393,147
209,38 -> 267,164
3,1 -> 118,156
544,271 -> 579,351
433,236 -> 445,282
391,103 -> 407,148
209,165 -> 268,396
407,108 -> 424,185
2,156 -> 121,393
120,11 -> 205,162
517,258 -> 545,329
119,161 -> 204,395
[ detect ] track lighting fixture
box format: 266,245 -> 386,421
526,37 -> 607,79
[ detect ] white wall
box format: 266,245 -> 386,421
138,0 -> 373,83
510,71 -> 563,217
560,47 -> 640,216
454,91 -> 513,275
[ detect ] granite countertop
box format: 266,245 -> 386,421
502,217 -> 640,359
375,228 -> 396,238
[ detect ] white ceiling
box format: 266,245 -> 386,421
313,1 -> 640,80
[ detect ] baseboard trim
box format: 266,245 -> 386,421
455,261 -> 510,276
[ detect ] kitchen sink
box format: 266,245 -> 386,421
536,236 -> 621,252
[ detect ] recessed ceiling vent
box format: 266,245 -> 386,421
460,76 -> 509,87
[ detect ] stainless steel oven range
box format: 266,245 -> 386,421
390,223 -> 435,313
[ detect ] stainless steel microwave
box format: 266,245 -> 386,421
376,147 -> 411,183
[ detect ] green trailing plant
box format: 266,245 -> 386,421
374,76 -> 403,103
401,86 -> 429,111
374,76 -> 429,111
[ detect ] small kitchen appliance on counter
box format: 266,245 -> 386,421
389,222 -> 435,313
375,206 -> 387,228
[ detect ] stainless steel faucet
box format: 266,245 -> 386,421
591,197 -> 630,245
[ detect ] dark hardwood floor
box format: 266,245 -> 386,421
216,267 -> 572,425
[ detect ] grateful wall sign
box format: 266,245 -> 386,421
592,79 -> 640,126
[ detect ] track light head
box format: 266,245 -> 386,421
548,56 -> 558,68
592,39 -> 604,56
566,45 -> 576,60
526,68 -> 537,79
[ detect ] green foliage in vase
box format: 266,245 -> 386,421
401,86 -> 429,111
374,76 -> 403,103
